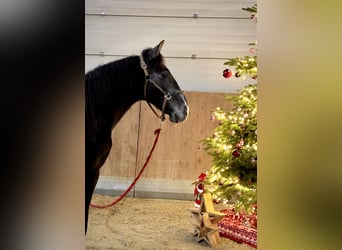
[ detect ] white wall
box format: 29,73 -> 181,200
85,0 -> 257,93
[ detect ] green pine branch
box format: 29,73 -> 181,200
242,4 -> 257,14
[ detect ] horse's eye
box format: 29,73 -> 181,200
161,72 -> 169,78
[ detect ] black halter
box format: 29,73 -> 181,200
140,55 -> 181,122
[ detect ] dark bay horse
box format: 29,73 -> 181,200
85,41 -> 189,232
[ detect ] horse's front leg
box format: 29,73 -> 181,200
85,166 -> 100,233
85,136 -> 112,233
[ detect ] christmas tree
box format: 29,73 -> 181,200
201,4 -> 257,214
202,84 -> 257,213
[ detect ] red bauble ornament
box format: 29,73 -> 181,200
232,150 -> 240,157
210,114 -> 215,121
223,68 -> 232,78
249,47 -> 256,54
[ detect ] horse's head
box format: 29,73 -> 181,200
141,40 -> 189,123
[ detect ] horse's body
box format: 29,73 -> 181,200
85,41 -> 188,232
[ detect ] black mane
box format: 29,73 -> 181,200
86,55 -> 144,133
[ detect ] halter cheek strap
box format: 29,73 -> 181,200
140,55 -> 172,122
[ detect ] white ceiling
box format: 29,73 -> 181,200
85,0 -> 257,93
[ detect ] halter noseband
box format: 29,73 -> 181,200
140,55 -> 175,122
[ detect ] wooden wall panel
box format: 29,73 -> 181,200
136,92 -> 233,181
100,102 -> 141,177
99,91 -> 235,182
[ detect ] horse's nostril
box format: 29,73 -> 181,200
185,104 -> 189,116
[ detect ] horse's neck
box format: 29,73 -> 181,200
110,56 -> 145,125
102,56 -> 145,130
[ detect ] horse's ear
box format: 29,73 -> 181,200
149,40 -> 165,59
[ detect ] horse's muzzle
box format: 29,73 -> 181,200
169,103 -> 189,123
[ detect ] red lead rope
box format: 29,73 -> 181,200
90,128 -> 162,208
